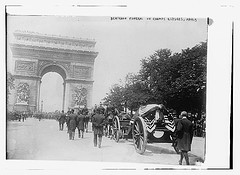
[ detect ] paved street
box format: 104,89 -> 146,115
7,118 -> 205,165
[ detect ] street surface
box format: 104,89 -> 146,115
7,118 -> 204,165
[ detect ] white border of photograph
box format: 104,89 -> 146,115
1,0 -> 239,174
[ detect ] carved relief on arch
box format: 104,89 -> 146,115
58,61 -> 71,76
15,60 -> 36,75
37,60 -> 52,75
16,82 -> 30,104
72,86 -> 88,107
73,65 -> 91,79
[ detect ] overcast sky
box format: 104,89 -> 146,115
8,16 -> 207,112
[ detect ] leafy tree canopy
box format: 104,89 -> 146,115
103,42 -> 207,114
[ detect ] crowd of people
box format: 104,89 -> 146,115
7,111 -> 29,122
55,103 -> 124,148
170,110 -> 206,138
56,106 -> 90,140
7,103 -> 206,165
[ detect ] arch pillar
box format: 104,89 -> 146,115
64,81 -> 70,112
37,80 -> 42,112
62,81 -> 66,111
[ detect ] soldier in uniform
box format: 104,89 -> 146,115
91,108 -> 106,148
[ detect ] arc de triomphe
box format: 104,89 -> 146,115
8,31 -> 98,112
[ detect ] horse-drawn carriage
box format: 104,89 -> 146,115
107,104 -> 178,154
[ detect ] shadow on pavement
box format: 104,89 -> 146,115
146,144 -> 176,155
146,144 -> 204,165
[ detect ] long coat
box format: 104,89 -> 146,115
59,113 -> 66,124
92,114 -> 105,135
176,117 -> 194,152
77,114 -> 85,130
68,114 -> 77,132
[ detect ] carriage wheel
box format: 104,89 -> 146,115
132,117 -> 147,154
112,116 -> 121,142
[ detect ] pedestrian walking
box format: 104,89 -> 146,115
176,111 -> 194,165
66,110 -> 71,133
68,109 -> 77,140
82,106 -> 89,132
77,110 -> 85,138
58,110 -> 66,131
91,108 -> 105,148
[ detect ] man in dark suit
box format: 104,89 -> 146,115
77,110 -> 85,138
58,110 -> 66,131
91,108 -> 105,148
176,111 -> 194,165
68,109 -> 77,140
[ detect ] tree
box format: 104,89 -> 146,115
139,49 -> 174,104
139,42 -> 207,112
103,42 -> 207,114
167,42 -> 207,112
103,84 -> 125,112
103,73 -> 151,113
123,73 -> 151,113
7,72 -> 15,104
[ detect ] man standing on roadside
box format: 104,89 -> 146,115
176,111 -> 194,165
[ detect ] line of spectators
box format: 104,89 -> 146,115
170,110 -> 206,138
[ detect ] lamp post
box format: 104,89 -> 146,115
41,100 -> 43,113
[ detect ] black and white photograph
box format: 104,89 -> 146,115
6,14 -> 207,164
2,2 -> 236,173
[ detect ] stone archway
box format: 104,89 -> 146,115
39,64 -> 67,112
8,30 -> 98,112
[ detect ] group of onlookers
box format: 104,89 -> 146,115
171,110 -> 206,137
7,111 -> 29,122
185,112 -> 206,138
